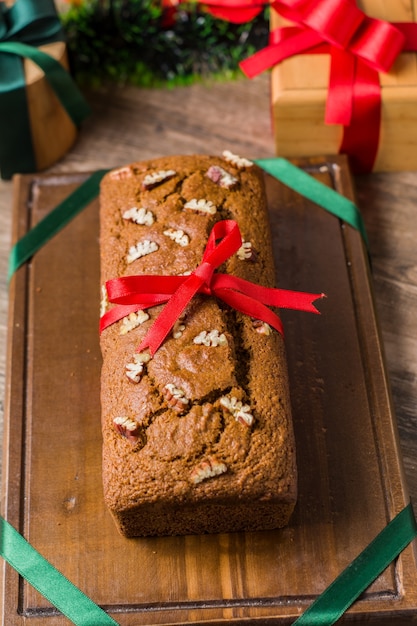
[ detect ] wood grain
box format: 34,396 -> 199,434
1,157 -> 417,624
355,171 -> 417,494
0,73 -> 417,623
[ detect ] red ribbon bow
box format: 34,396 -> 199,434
196,0 -> 417,173
100,220 -> 325,355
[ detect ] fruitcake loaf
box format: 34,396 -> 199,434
99,152 -> 297,537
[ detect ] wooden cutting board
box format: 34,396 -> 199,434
2,156 -> 417,625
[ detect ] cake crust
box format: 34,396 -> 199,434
100,153 -> 297,537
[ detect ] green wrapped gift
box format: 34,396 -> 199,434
0,0 -> 90,180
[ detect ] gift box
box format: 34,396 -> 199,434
268,0 -> 417,173
0,0 -> 90,180
23,41 -> 77,172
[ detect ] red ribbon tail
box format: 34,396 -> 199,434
214,286 -> 326,336
213,274 -> 326,313
216,287 -> 285,335
240,27 -> 322,78
273,289 -> 326,313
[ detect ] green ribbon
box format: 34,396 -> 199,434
8,169 -> 108,280
3,161 -> 416,624
8,158 -> 367,278
255,157 -> 369,247
293,502 -> 417,625
1,504 -> 415,625
0,0 -> 91,180
0,516 -> 119,625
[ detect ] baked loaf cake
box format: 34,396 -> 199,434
99,152 -> 297,537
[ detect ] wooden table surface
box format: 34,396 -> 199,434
0,72 -> 416,513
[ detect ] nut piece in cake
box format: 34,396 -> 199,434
237,240 -> 257,261
252,319 -> 272,336
126,240 -> 159,264
220,395 -> 254,427
206,165 -> 238,189
193,329 -> 228,347
163,383 -> 189,414
222,150 -> 253,168
109,166 -> 132,180
141,170 -> 176,190
172,318 -> 186,339
100,285 -> 109,317
113,416 -> 141,444
120,311 -> 150,335
122,207 -> 155,226
190,456 -> 227,484
126,351 -> 151,383
163,228 -> 190,247
184,198 -> 217,215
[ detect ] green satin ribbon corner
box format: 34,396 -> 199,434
0,0 -> 91,180
255,157 -> 369,248
8,158 -> 368,279
3,160 -> 416,625
293,502 -> 417,625
8,169 -> 109,281
0,516 -> 120,626
1,503 -> 416,625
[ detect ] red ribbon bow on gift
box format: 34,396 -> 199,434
196,0 -> 417,173
100,219 -> 325,355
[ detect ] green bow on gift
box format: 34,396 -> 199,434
0,0 -> 90,180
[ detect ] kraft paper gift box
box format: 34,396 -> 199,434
23,41 -> 78,173
269,0 -> 417,173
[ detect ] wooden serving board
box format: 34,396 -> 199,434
2,156 -> 417,625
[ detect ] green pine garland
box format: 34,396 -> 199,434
61,0 -> 269,87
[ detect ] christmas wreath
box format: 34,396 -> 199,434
61,0 -> 269,87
